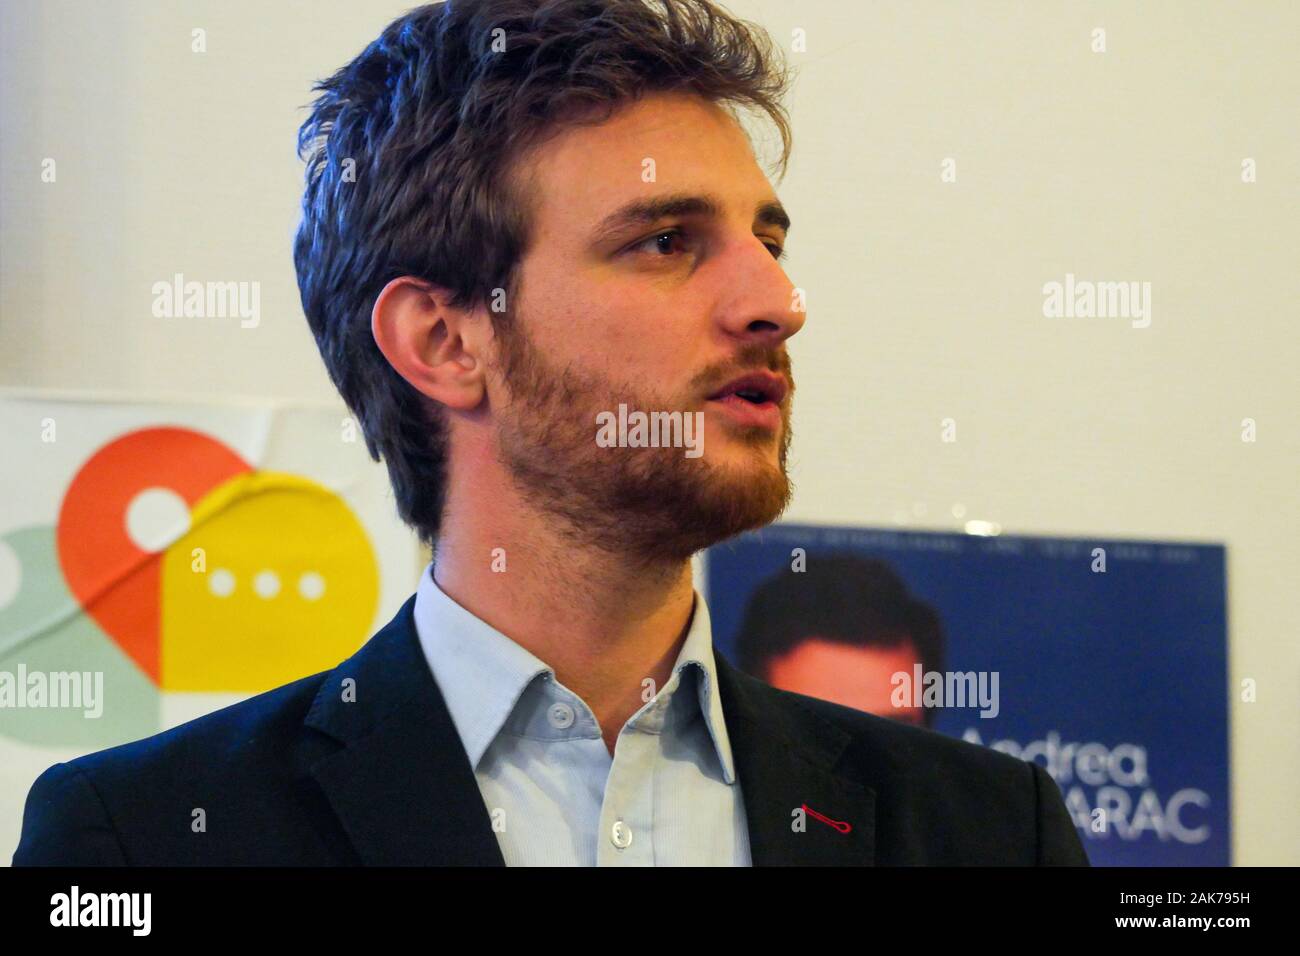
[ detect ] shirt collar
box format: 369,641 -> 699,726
411,562 -> 737,784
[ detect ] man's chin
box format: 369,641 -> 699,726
581,446 -> 787,564
706,431 -> 781,473
684,457 -> 792,544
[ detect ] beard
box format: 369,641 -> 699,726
491,316 -> 794,565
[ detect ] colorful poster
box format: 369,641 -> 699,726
706,524 -> 1230,866
0,392 -> 421,862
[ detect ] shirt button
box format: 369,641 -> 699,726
611,820 -> 633,849
547,701 -> 575,729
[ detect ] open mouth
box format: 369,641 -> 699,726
706,372 -> 788,406
704,371 -> 788,431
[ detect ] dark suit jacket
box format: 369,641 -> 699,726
13,594 -> 1089,866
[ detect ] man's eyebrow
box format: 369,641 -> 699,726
589,192 -> 791,246
755,199 -> 791,235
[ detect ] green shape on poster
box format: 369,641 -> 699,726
0,526 -> 161,747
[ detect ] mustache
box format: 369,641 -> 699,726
690,346 -> 793,397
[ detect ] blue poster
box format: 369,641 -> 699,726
705,524 -> 1230,866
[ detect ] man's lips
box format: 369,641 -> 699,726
707,393 -> 782,430
705,371 -> 789,430
705,371 -> 789,406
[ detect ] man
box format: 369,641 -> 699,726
14,0 -> 1087,865
735,556 -> 946,728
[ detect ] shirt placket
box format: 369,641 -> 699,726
596,691 -> 672,866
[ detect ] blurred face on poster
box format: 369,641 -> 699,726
734,556 -> 945,729
765,636 -> 927,726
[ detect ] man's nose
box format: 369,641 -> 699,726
712,237 -> 807,346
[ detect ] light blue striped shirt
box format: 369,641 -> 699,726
411,562 -> 751,866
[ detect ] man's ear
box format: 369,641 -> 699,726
370,277 -> 486,411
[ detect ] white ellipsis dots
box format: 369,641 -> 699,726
253,570 -> 281,599
298,571 -> 325,601
208,568 -> 236,597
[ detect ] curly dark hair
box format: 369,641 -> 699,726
293,0 -> 793,547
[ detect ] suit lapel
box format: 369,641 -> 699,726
302,595 -> 505,866
299,593 -> 875,866
715,652 -> 876,866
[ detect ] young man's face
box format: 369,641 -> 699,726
485,91 -> 806,560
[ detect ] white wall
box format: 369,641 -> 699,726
2,0 -> 1295,864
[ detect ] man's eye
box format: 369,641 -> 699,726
629,229 -> 787,262
631,229 -> 691,257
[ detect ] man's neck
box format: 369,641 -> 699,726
432,455 -> 698,754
